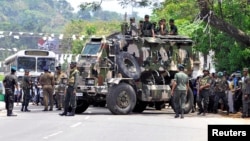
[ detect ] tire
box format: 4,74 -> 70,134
107,83 -> 136,115
116,52 -> 141,80
132,101 -> 147,113
75,100 -> 89,114
171,87 -> 194,114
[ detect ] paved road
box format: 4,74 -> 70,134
0,103 -> 249,141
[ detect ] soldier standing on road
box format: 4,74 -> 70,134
197,69 -> 212,116
54,65 -> 67,110
171,64 -> 189,119
60,62 -> 79,116
3,67 -> 19,116
212,71 -> 229,114
21,70 -> 32,112
241,68 -> 250,118
39,66 -> 55,111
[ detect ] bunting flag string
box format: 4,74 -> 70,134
0,30 -> 96,40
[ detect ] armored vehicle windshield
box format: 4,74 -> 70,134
81,43 -> 101,55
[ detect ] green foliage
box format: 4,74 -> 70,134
0,74 -> 4,81
152,0 -> 250,73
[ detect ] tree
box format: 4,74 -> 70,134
80,0 -> 250,47
197,0 -> 250,47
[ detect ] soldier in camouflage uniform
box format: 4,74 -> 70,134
197,69 -> 212,116
60,62 -> 79,116
54,65 -> 67,110
21,70 -> 32,112
3,67 -> 19,116
241,68 -> 250,118
212,71 -> 229,114
39,66 -> 55,111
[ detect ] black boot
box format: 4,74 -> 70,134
66,108 -> 75,116
25,106 -> 31,112
21,106 -> 24,112
197,109 -> 203,115
181,110 -> 184,119
59,109 -> 67,116
7,110 -> 17,116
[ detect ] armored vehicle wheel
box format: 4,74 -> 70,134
116,52 -> 141,80
75,100 -> 89,114
171,87 -> 194,114
132,101 -> 147,113
107,83 -> 136,115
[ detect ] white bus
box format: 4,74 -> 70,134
4,49 -> 57,81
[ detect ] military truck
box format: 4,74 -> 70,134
75,30 -> 194,115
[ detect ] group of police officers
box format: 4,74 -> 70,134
2,61 -> 79,117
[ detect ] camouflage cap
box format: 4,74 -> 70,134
243,68 -> 248,72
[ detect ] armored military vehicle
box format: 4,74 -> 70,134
75,29 -> 194,115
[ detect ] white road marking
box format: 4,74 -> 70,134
70,122 -> 82,128
84,116 -> 90,120
43,131 -> 63,139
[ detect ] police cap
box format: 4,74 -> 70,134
11,67 -> 17,72
43,66 -> 49,71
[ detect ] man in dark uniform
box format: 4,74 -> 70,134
60,62 -> 79,116
21,70 -> 32,112
212,71 -> 229,114
197,69 -> 212,116
241,68 -> 250,118
3,67 -> 19,116
141,14 -> 155,37
169,19 -> 178,35
171,64 -> 189,119
39,66 -> 55,111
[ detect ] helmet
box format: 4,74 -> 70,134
217,71 -> 223,77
